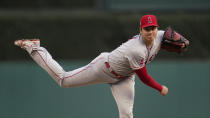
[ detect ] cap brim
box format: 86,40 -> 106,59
141,24 -> 158,28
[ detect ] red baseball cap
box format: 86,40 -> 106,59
140,15 -> 158,28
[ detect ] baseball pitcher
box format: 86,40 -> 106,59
14,15 -> 189,118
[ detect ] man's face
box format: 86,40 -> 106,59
140,26 -> 158,43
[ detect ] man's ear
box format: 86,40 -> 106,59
140,27 -> 142,33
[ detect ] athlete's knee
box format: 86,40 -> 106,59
59,78 -> 70,88
55,72 -> 68,88
60,81 -> 68,88
119,112 -> 133,118
119,108 -> 133,118
51,74 -> 67,88
60,84 -> 67,88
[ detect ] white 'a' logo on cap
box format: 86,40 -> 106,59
148,16 -> 152,24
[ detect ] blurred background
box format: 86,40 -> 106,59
0,0 -> 210,118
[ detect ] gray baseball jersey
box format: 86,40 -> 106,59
109,30 -> 164,76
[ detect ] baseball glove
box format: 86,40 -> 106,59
161,27 -> 190,53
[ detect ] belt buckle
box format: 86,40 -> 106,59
116,75 -> 121,78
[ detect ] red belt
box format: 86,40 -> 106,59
105,62 -> 129,79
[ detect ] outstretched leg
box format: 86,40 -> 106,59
110,76 -> 135,118
14,39 -> 118,88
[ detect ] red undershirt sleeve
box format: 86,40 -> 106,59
134,66 -> 163,92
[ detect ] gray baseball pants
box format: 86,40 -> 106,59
27,46 -> 135,118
